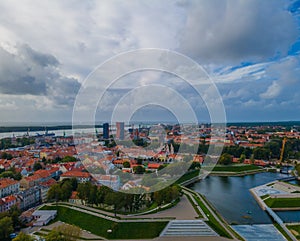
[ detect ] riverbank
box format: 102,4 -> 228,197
250,182 -> 299,241
203,164 -> 266,177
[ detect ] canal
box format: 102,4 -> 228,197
190,172 -> 292,224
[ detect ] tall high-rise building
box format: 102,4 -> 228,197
103,123 -> 109,139
116,122 -> 125,140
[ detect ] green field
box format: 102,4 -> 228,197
193,195 -> 232,239
274,223 -> 294,241
287,225 -> 300,240
41,205 -> 167,239
265,197 -> 300,208
176,169 -> 200,184
210,165 -> 262,172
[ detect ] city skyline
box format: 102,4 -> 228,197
0,1 -> 300,123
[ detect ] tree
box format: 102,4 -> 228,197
123,161 -> 130,168
60,181 -> 73,201
55,224 -> 81,241
296,164 -> 300,175
47,184 -> 62,201
0,216 -> 14,241
218,153 -> 232,165
9,205 -> 21,228
1,152 -> 13,160
61,156 -> 77,163
13,232 -> 35,241
45,224 -> 81,241
33,162 -> 42,171
253,147 -> 269,160
133,165 -> 145,174
239,154 -> 246,163
45,230 -> 66,241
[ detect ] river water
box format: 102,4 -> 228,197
0,128 -> 97,139
190,172 -> 295,224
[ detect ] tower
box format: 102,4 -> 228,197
103,123 -> 109,139
116,122 -> 125,140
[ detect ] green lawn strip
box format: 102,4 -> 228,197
139,198 -> 180,215
264,197 -> 300,208
56,202 -> 121,219
175,169 -> 200,184
57,200 -> 163,217
287,225 -> 300,240
34,231 -> 104,241
193,195 -> 232,239
260,194 -> 270,200
54,199 -> 177,220
274,223 -> 294,241
210,165 -> 262,172
199,195 -> 244,240
184,193 -> 203,218
41,205 -> 167,239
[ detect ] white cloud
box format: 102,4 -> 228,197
260,81 -> 281,99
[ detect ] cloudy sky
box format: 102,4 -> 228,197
0,0 -> 300,124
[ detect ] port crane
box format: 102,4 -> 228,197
279,137 -> 287,163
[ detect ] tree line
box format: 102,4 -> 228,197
47,178 -> 181,213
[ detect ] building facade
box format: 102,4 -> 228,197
0,178 -> 20,198
116,122 -> 125,140
103,123 -> 109,139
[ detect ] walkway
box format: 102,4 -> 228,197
130,194 -> 198,220
160,220 -> 218,237
232,224 -> 287,241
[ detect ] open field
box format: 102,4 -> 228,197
210,165 -> 262,172
287,225 -> 300,240
41,205 -> 167,239
264,197 -> 300,208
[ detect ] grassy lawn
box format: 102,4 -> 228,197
260,194 -> 270,199
210,165 -> 262,172
193,195 -> 232,239
175,169 -> 200,184
41,205 -> 167,239
274,223 -> 294,241
287,225 -> 300,240
264,197 -> 300,208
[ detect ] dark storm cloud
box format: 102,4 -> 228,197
0,44 -> 80,106
180,0 -> 299,63
20,44 -> 59,67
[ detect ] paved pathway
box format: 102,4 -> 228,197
129,195 -> 198,220
232,224 -> 287,241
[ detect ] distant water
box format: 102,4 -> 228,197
0,128 -> 97,139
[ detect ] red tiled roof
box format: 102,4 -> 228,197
40,178 -> 56,187
0,178 -> 19,189
2,195 -> 16,203
70,191 -> 79,199
147,163 -> 161,169
61,171 -> 90,178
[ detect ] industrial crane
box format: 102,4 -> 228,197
279,137 -> 287,163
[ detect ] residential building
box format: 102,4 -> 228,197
17,186 -> 42,211
20,168 -> 59,189
94,174 -> 120,190
0,195 -> 17,213
0,178 -> 20,198
60,170 -> 91,183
